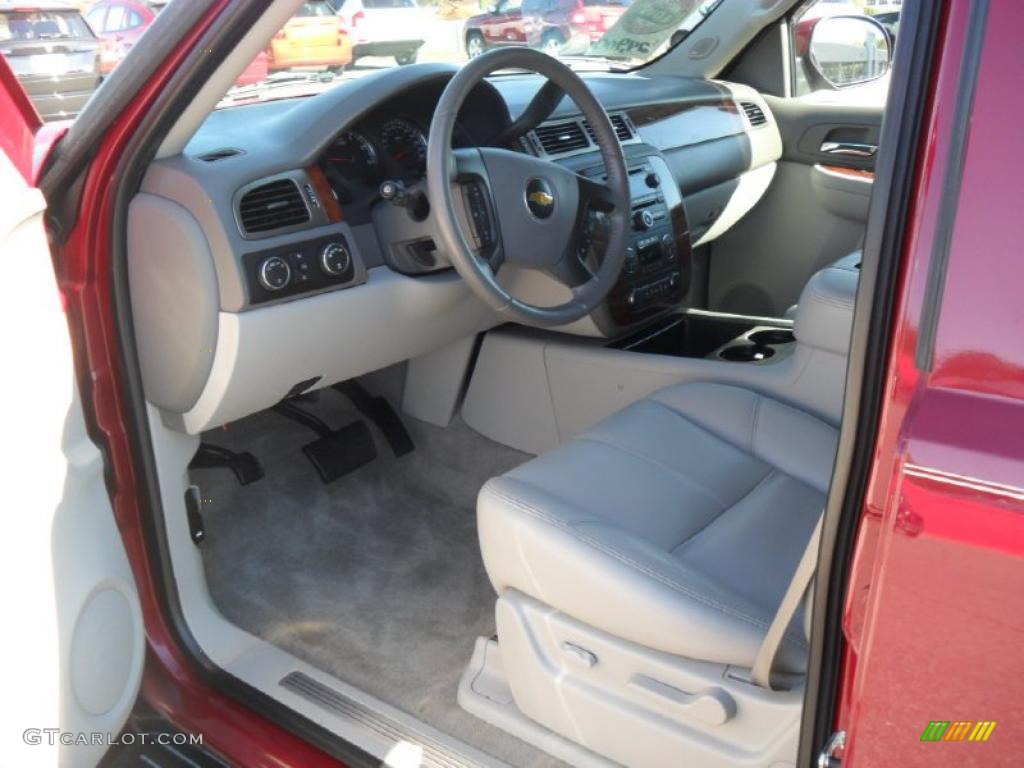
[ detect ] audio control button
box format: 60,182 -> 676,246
258,255 -> 292,292
320,241 -> 352,277
633,209 -> 655,231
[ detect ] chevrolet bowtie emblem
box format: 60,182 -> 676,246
528,190 -> 554,207
525,179 -> 556,219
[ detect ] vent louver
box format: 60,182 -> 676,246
238,179 -> 309,234
198,147 -> 243,162
582,114 -> 634,144
741,102 -> 768,127
533,120 -> 589,155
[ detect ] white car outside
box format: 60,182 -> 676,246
334,0 -> 426,65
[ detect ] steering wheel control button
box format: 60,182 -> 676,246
320,241 -> 352,277
525,178 -> 556,220
463,182 -> 494,250
645,172 -> 660,189
633,208 -> 655,231
258,255 -> 292,292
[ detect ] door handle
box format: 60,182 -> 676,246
820,141 -> 877,158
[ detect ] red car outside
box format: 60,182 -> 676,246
463,0 -> 630,58
86,0 -> 268,84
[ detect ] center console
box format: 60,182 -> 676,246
579,153 -> 693,328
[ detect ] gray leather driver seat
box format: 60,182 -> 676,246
478,381 -> 839,675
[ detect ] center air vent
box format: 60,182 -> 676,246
533,120 -> 589,155
582,114 -> 635,144
238,178 -> 310,235
740,102 -> 768,127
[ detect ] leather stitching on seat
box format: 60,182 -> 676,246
572,434 -> 730,509
670,468 -> 776,556
645,397 -> 758,460
650,391 -> 834,493
483,480 -> 808,648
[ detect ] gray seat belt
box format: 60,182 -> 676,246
750,514 -> 824,690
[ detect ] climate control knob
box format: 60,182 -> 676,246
633,209 -> 655,231
258,255 -> 291,292
319,241 -> 352,277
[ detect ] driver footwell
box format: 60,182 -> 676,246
191,377 -> 563,767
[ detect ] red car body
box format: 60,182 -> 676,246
0,0 -> 1020,765
86,0 -> 268,84
464,0 -> 629,55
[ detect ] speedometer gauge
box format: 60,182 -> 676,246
380,118 -> 427,175
327,131 -> 379,184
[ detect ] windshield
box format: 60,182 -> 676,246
219,0 -> 723,106
0,0 -> 723,122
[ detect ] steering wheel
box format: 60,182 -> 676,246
427,48 -> 630,326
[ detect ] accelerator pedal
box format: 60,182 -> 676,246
273,400 -> 377,483
333,380 -> 414,457
188,443 -> 264,485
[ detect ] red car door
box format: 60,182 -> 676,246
833,1 -> 1023,765
483,0 -> 525,46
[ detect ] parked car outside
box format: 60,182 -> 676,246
267,0 -> 353,73
872,10 -> 899,45
84,0 -> 162,75
799,0 -> 863,19
334,0 -> 425,66
85,0 -> 269,84
0,1 -> 100,120
463,0 -> 630,59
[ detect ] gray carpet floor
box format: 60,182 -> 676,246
193,385 -> 563,767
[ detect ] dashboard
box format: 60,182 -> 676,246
318,79 -> 509,224
128,64 -> 782,434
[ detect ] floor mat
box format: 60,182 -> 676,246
194,388 -> 564,767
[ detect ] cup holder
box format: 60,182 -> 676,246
749,329 -> 795,346
719,344 -> 775,363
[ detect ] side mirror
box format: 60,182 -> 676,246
806,15 -> 891,89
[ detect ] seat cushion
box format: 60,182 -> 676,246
478,382 -> 838,674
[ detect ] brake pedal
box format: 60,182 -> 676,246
273,400 -> 377,483
333,381 -> 414,457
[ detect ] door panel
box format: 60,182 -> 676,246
0,101 -> 143,767
707,92 -> 883,317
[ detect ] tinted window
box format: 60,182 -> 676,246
298,1 -> 336,16
85,7 -> 106,32
0,10 -> 92,41
106,6 -> 127,31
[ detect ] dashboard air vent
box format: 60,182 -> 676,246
534,120 -> 589,155
198,147 -> 243,162
238,179 -> 310,234
741,102 -> 768,127
582,114 -> 634,144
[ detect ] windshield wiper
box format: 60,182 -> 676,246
556,54 -> 634,73
219,71 -> 338,106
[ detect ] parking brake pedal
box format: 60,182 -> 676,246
333,381 -> 414,457
189,443 -> 264,485
273,400 -> 377,483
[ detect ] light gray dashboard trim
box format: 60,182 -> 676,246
128,193 -> 219,413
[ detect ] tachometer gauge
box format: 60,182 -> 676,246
326,131 -> 380,184
380,118 -> 427,175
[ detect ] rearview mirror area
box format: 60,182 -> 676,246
807,15 -> 891,89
